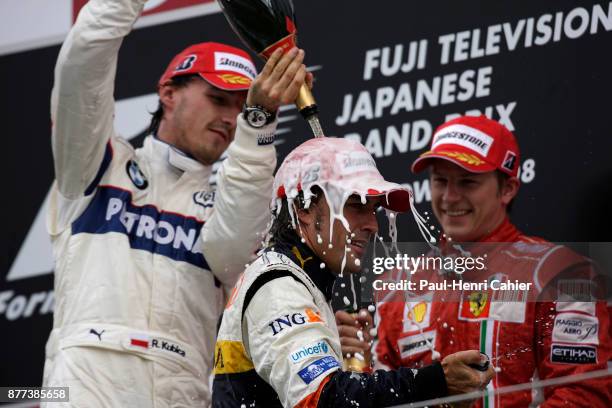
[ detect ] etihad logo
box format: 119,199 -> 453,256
268,308 -> 323,336
551,344 -> 597,364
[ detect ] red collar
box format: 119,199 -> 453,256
480,217 -> 522,242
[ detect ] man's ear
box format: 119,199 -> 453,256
501,177 -> 520,205
158,84 -> 177,114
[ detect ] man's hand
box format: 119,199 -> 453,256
441,350 -> 494,407
246,47 -> 313,112
335,309 -> 373,363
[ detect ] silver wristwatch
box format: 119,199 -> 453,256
243,105 -> 276,128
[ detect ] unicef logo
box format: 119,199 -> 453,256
289,341 -> 330,363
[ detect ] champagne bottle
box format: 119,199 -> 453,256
217,0 -> 324,137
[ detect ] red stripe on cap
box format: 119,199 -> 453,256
367,189 -> 381,195
131,339 -> 149,348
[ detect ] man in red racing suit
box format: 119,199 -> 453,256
375,115 -> 611,407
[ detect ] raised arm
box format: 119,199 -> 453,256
202,48 -> 311,287
51,0 -> 146,198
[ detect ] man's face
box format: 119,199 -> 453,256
164,78 -> 246,165
429,160 -> 517,242
301,194 -> 381,275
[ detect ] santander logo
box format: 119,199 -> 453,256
72,0 -> 215,22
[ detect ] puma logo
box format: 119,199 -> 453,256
89,328 -> 105,341
292,246 -> 313,269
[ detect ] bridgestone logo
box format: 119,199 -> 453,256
436,132 -> 488,150
432,124 -> 494,156
214,52 -> 257,79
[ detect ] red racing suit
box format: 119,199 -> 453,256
375,218 -> 611,407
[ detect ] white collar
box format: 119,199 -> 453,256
146,136 -> 211,176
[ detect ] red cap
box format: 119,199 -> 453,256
411,115 -> 520,178
158,42 -> 257,91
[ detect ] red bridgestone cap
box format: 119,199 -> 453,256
158,42 -> 257,91
411,115 -> 520,178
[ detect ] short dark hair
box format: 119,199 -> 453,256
268,186 -> 324,247
495,170 -> 515,213
147,74 -> 200,136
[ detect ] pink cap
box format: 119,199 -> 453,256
158,42 -> 256,91
274,137 -> 411,212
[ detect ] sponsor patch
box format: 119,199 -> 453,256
553,313 -> 599,345
289,340 -> 332,364
337,151 -> 377,175
89,328 -> 105,341
302,164 -> 321,184
130,334 -> 150,349
214,52 -> 257,80
557,279 -> 594,302
551,344 -> 597,364
459,289 -> 526,323
398,330 -> 436,359
214,340 -> 254,374
73,187 -> 207,269
175,54 -> 197,72
556,301 -> 596,316
432,124 -> 494,156
257,132 -> 275,146
297,356 -> 340,384
268,308 -> 323,336
502,150 -> 517,172
459,291 -> 491,319
402,301 -> 431,333
193,190 -> 215,208
217,73 -> 251,85
126,160 -> 148,189
151,338 -> 186,357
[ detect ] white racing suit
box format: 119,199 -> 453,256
42,0 -> 277,406
212,237 -> 448,408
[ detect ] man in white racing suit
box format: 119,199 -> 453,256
42,0 -> 311,406
212,137 -> 494,407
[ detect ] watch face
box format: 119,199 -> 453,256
247,109 -> 268,128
